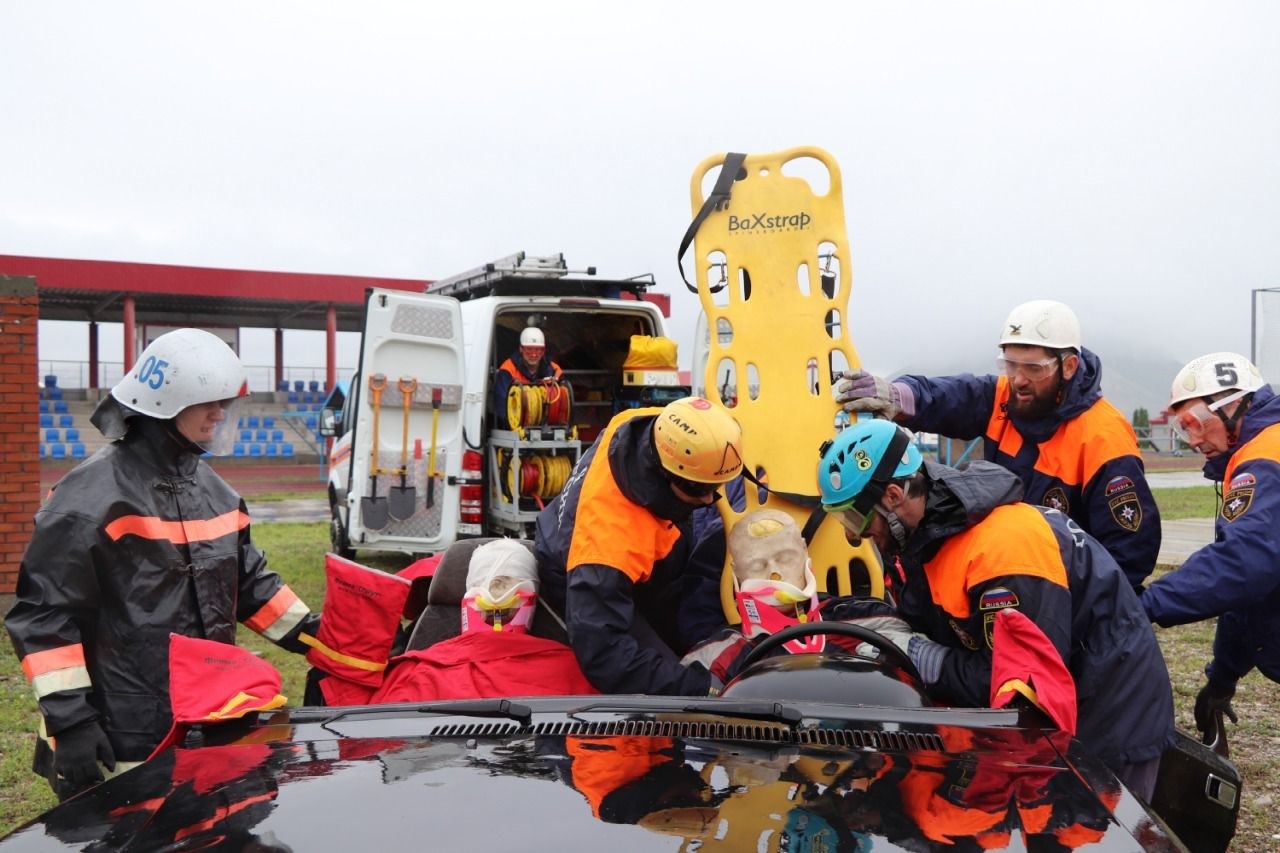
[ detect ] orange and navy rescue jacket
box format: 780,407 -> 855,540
898,460 -> 1175,769
5,417 -> 314,764
492,352 -> 563,430
1142,384 -> 1280,686
534,409 -> 714,696
897,347 -> 1160,591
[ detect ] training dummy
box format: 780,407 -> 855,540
680,509 -> 909,684
371,540 -> 597,702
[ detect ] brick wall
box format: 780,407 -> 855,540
0,277 -> 39,596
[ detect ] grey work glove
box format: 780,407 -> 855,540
54,719 -> 116,799
1193,678 -> 1238,740
907,635 -> 951,685
835,370 -> 915,420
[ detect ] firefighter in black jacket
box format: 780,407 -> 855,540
6,328 -> 319,799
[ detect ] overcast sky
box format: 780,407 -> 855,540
4,1 -> 1278,393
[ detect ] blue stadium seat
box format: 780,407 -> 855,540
265,443 -> 279,457
39,414 -> 53,429
249,443 -> 263,457
271,429 -> 284,442
240,429 -> 253,442
287,392 -> 299,404
233,443 -> 246,457
305,415 -> 318,430
255,429 -> 269,442
65,428 -> 80,443
246,416 -> 260,429
277,380 -> 289,392
48,388 -> 63,400
262,416 -> 274,429
58,414 -> 73,428
45,428 -> 60,443
53,401 -> 69,414
293,380 -> 305,393
38,400 -> 50,414
43,374 -> 58,389
50,443 -> 66,459
71,443 -> 86,459
281,442 -> 294,458
308,380 -> 320,393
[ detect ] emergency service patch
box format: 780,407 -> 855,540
1042,487 -> 1069,513
1104,475 -> 1135,496
1228,472 -> 1257,491
1222,486 -> 1254,522
1108,492 -> 1142,532
949,618 -> 979,651
983,613 -> 997,650
978,587 -> 1019,611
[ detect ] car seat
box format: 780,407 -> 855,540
404,537 -> 567,651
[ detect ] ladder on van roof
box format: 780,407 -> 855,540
425,251 -> 654,302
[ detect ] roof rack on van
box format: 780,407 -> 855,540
425,252 -> 653,303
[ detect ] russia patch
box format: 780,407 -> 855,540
1105,476 -> 1135,496
1108,492 -> 1142,532
1229,472 -> 1257,491
1222,487 -> 1254,522
979,587 -> 1019,611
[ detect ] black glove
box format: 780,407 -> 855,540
1193,679 -> 1238,739
54,719 -> 116,798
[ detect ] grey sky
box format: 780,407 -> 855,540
4,1 -> 1278,406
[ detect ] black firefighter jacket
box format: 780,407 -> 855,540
6,417 -> 314,766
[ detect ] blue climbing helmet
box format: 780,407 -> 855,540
817,419 -> 922,514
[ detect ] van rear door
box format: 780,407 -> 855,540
346,288 -> 465,555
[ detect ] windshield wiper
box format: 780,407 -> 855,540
568,699 -> 802,726
308,698 -> 533,728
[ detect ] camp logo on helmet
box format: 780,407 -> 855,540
713,444 -> 744,478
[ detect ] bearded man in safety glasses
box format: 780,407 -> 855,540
1141,352 -> 1280,748
833,299 -> 1159,593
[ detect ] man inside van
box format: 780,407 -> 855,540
534,397 -> 744,696
492,325 -> 563,430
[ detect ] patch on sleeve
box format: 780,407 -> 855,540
983,612 -> 998,650
1041,487 -> 1069,513
1105,475 -> 1135,496
1222,483 -> 1255,522
979,587 -> 1019,611
1108,492 -> 1142,532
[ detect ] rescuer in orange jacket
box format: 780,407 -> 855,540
6,329 -> 319,800
534,396 -> 744,696
834,299 -> 1160,592
492,325 -> 563,430
817,419 -> 1175,801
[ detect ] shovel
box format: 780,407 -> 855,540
361,373 -> 390,531
388,376 -> 418,521
425,386 -> 442,508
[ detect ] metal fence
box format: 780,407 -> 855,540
38,360 -> 355,394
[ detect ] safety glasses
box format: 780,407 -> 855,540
1171,389 -> 1249,442
825,499 -> 874,541
996,355 -> 1060,382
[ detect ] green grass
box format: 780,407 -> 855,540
4,509 -> 1277,849
1151,485 -> 1219,520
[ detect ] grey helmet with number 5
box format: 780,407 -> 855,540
91,328 -> 248,453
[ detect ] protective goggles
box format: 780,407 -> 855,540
1171,390 -> 1248,442
996,355 -> 1060,382
520,345 -> 546,360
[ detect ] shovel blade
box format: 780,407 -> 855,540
388,483 -> 416,521
362,495 -> 390,531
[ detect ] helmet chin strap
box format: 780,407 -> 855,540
876,505 -> 909,552
1215,393 -> 1252,444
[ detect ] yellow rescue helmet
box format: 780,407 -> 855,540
653,397 -> 744,484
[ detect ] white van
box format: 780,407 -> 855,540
323,252 -> 683,558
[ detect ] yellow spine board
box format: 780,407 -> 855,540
687,146 -> 884,620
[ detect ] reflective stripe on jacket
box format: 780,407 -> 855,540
5,417 -> 311,763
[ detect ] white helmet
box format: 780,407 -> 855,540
1169,351 -> 1265,408
520,327 -> 545,348
112,328 -> 247,418
998,300 -> 1081,352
